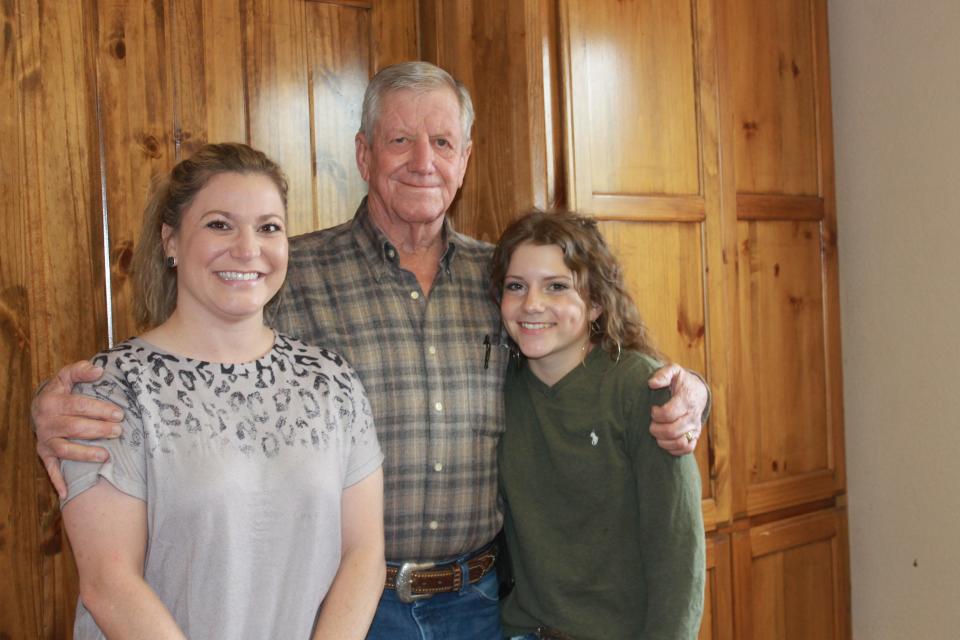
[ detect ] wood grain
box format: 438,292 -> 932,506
173,0 -> 248,156
727,0 -> 819,196
699,534 -> 735,640
305,1 -> 371,230
735,220 -> 837,507
733,508 -> 851,640
2,0 -> 106,637
243,0 -> 315,234
97,0 -> 177,340
563,0 -> 701,207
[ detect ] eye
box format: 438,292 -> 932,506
503,280 -> 525,293
435,138 -> 449,148
391,136 -> 408,145
547,281 -> 570,292
206,219 -> 230,231
260,222 -> 285,234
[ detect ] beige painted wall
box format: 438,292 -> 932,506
828,2 -> 960,638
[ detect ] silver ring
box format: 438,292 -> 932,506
684,431 -> 696,444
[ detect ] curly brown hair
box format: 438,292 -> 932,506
131,143 -> 289,329
489,209 -> 659,360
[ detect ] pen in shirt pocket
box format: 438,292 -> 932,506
483,334 -> 512,369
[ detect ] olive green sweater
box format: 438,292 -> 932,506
499,348 -> 705,639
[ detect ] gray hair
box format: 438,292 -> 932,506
360,61 -> 475,145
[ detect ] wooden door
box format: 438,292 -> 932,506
1,1 -> 418,637
700,534 -> 735,640
732,508 -> 851,640
560,0 -> 735,531
719,0 -> 845,516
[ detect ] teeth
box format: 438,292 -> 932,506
520,322 -> 552,329
217,271 -> 260,281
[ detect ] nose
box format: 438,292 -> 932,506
408,136 -> 435,173
230,226 -> 260,259
522,289 -> 545,313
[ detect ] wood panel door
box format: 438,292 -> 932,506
719,0 -> 845,516
560,0 -> 735,530
700,534 -> 735,640
732,507 -> 851,640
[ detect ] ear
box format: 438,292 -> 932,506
456,140 -> 473,188
589,303 -> 602,323
161,223 -> 177,258
355,132 -> 372,182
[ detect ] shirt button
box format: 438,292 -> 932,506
428,346 -> 437,355
429,520 -> 439,530
410,291 -> 420,300
434,462 -> 443,472
434,401 -> 443,412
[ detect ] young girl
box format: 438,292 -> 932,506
490,210 -> 705,640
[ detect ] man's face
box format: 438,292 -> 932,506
356,88 -> 472,228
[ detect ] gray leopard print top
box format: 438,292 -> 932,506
62,333 -> 383,640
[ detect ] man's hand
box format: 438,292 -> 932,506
31,361 -> 124,497
648,363 -> 709,456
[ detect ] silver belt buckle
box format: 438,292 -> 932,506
395,561 -> 436,603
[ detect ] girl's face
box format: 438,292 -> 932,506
164,172 -> 288,327
500,242 -> 601,385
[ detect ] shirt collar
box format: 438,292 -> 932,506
350,198 -> 460,282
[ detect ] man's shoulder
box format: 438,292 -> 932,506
289,219 -> 354,260
450,228 -> 494,263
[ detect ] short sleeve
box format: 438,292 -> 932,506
60,367 -> 148,508
339,363 -> 383,488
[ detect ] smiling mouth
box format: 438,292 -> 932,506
519,322 -> 554,330
216,271 -> 262,281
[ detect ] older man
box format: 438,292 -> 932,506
32,62 -> 708,639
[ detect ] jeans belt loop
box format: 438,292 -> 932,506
394,560 -> 436,603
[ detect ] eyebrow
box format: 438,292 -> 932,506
200,209 -> 285,220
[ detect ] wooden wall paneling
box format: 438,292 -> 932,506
1,0 -> 105,637
562,0 -> 701,214
727,0 -> 819,196
732,508 -> 851,640
694,0 -> 737,531
420,0 -> 560,242
305,1 -> 371,230
173,0 -> 248,157
736,220 -> 840,514
812,0 -> 846,497
242,0 -> 315,235
720,0 -> 844,516
371,0 -> 419,70
97,0 -> 177,340
560,0 -> 734,529
699,534 -> 734,640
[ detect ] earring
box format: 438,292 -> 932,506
165,256 -> 178,269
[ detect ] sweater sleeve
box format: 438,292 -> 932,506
631,385 -> 706,639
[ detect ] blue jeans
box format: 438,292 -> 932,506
366,565 -> 502,640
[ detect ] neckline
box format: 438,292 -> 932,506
129,332 -> 281,367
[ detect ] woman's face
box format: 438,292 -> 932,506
164,172 -> 288,326
500,242 -> 600,384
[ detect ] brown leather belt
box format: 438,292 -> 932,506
384,544 -> 497,603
